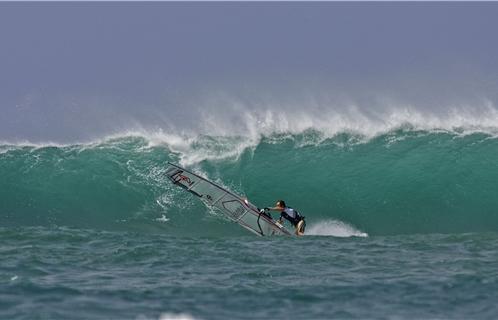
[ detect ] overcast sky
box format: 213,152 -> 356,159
1,2 -> 498,142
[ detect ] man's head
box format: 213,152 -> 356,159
275,200 -> 286,211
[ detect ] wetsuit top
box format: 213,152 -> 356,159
280,207 -> 302,226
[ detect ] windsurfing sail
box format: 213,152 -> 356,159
165,162 -> 293,236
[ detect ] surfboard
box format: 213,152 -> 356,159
165,162 -> 293,236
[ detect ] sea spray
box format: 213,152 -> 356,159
306,220 -> 368,237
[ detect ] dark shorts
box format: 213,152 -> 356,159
289,216 -> 304,227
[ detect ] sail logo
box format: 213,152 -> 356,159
169,169 -> 195,187
178,174 -> 194,186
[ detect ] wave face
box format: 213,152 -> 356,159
1,129 -> 498,236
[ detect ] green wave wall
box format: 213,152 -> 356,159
1,130 -> 498,235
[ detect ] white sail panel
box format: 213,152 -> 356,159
165,163 -> 292,236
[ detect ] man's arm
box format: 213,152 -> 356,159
264,207 -> 284,223
265,206 -> 280,211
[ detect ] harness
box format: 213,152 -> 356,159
281,207 -> 304,227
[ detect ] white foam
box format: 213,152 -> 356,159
154,214 -> 170,223
106,99 -> 498,165
158,313 -> 200,320
0,140 -> 70,149
171,93 -> 498,140
0,146 -> 16,155
306,220 -> 368,238
3,98 -> 498,167
136,313 -> 201,320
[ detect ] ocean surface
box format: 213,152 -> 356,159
2,129 -> 498,319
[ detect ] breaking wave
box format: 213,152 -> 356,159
1,125 -> 498,236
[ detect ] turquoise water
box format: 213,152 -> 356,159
2,228 -> 498,319
2,130 -> 498,319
